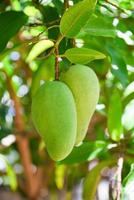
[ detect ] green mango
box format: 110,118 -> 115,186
31,81 -> 77,161
61,64 -> 100,145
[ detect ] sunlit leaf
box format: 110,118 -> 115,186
26,40 -> 54,62
0,154 -> 17,191
122,164 -> 134,200
108,89 -> 123,142
1,56 -> 14,76
123,92 -> 134,107
64,47 -> 106,64
123,82 -> 134,106
122,100 -> 134,131
83,160 -> 115,200
6,162 -> 17,191
60,0 -> 97,38
55,165 -> 66,189
79,14 -> 116,38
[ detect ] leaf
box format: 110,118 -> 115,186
123,82 -> 134,106
123,164 -> 134,186
79,14 -> 116,38
122,100 -> 134,131
6,162 -> 17,191
83,160 -> 115,200
108,89 -> 123,142
31,55 -> 55,97
64,47 -> 106,64
60,0 -> 97,38
55,165 -> 66,189
58,141 -> 107,164
26,40 -> 54,62
106,46 -> 128,87
42,6 -> 59,24
0,11 -> 28,52
123,92 -> 134,107
1,56 -> 14,76
52,0 -> 63,15
0,154 -> 17,191
122,164 -> 134,200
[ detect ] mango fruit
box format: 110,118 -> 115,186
61,64 -> 100,145
31,81 -> 77,161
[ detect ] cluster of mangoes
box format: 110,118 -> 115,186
31,64 -> 100,161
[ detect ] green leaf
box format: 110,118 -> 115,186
42,6 -> 59,24
122,100 -> 134,131
6,162 -> 17,191
122,164 -> 134,200
52,0 -> 63,15
1,56 -> 14,76
26,40 -> 54,62
123,164 -> 134,186
123,92 -> 134,107
79,14 -> 116,38
58,141 -> 107,164
106,46 -> 128,88
83,160 -> 115,200
60,0 -> 97,38
108,89 -> 123,142
31,55 -> 55,97
0,154 -> 17,191
0,11 -> 28,52
64,47 -> 106,64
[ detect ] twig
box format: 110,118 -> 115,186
116,156 -> 124,200
64,0 -> 69,10
26,22 -> 43,27
105,0 -> 131,15
71,38 -> 76,47
105,0 -> 124,12
98,2 -> 114,14
55,47 -> 59,80
47,19 -> 60,26
54,34 -> 64,80
47,25 -> 59,30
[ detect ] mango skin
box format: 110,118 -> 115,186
61,65 -> 100,145
31,81 -> 77,161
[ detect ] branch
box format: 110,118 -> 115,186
116,156 -> 124,200
5,74 -> 42,200
55,46 -> 59,80
64,0 -> 69,10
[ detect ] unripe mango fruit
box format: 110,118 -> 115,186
31,81 -> 77,161
61,64 -> 100,145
